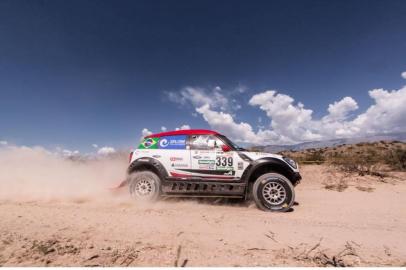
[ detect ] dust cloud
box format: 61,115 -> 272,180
0,146 -> 128,202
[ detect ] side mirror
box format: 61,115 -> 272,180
221,145 -> 231,152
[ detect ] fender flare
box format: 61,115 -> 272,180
127,157 -> 169,180
242,157 -> 301,185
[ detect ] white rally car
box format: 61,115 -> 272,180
125,129 -> 301,212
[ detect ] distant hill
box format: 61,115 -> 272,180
277,140 -> 406,172
251,132 -> 406,153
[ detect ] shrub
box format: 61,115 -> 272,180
328,149 -> 382,176
386,149 -> 406,171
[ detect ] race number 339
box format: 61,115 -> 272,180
216,156 -> 233,167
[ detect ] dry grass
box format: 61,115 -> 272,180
280,141 -> 406,192
320,167 -> 349,192
280,141 -> 406,174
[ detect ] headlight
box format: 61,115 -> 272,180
283,157 -> 297,169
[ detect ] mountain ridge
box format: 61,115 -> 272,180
252,132 -> 406,153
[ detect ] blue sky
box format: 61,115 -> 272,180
1,0 -> 406,153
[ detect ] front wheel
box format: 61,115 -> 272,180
252,173 -> 295,212
128,171 -> 161,201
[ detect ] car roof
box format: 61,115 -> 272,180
145,129 -> 220,138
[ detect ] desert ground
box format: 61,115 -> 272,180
1,147 -> 406,267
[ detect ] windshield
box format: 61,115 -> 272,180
218,135 -> 246,151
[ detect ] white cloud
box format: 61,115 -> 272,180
92,144 -> 98,149
351,87 -> 406,135
325,97 -> 358,121
97,146 -> 116,155
401,71 -> 406,79
175,124 -> 191,131
168,76 -> 406,145
196,104 -> 274,144
63,149 -> 80,157
235,84 -> 247,93
141,128 -> 153,137
250,86 -> 406,143
196,104 -> 282,144
2,143 -> 119,158
166,86 -> 242,112
141,125 -> 190,138
0,141 -> 8,146
167,86 -> 224,109
249,90 -> 321,142
54,147 -> 80,157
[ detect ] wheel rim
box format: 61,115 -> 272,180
262,181 -> 286,205
134,178 -> 155,197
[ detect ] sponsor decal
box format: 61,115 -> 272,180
196,150 -> 211,154
158,135 -> 187,149
170,169 -> 239,180
193,155 -> 201,159
178,168 -> 235,176
238,162 -> 244,170
170,157 -> 183,161
159,138 -> 169,148
152,155 -> 161,158
218,152 -> 233,156
138,138 -> 159,149
198,160 -> 215,164
171,163 -> 189,168
199,165 -> 215,170
217,166 -> 234,170
216,153 -> 233,158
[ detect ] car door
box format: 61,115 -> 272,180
155,135 -> 191,177
189,134 -> 237,180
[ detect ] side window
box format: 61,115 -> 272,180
214,136 -> 225,148
190,135 -> 223,150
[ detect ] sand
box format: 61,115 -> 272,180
1,159 -> 406,266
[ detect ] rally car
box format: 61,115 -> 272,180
125,129 -> 301,212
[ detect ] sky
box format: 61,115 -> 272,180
0,0 -> 406,154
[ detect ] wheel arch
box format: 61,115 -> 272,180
244,157 -> 301,186
127,157 -> 168,180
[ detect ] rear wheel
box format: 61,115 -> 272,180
252,173 -> 295,212
128,171 -> 161,201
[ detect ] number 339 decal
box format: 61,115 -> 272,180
216,156 -> 233,167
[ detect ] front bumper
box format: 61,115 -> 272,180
292,172 -> 302,186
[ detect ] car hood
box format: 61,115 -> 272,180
239,151 -> 284,161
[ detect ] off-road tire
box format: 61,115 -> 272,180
252,173 -> 295,212
128,171 -> 161,201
